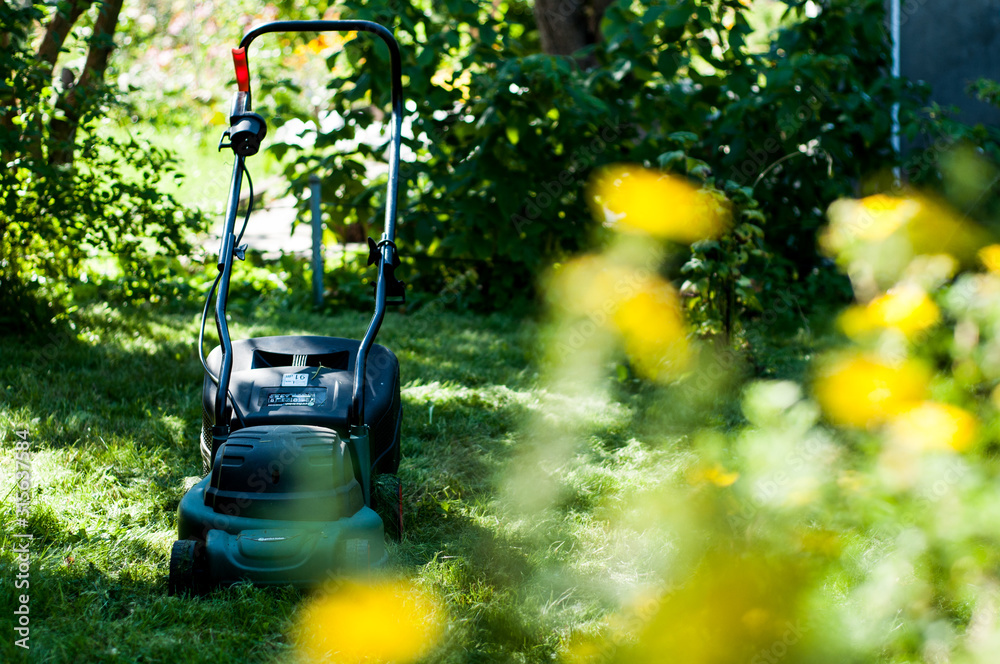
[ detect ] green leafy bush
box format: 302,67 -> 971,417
259,0 -> 921,323
0,2 -> 204,330
229,0 -> 998,330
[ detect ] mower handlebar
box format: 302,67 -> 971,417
212,20 -> 405,430
235,20 -> 403,244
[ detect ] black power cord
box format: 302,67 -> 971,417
197,161 -> 256,428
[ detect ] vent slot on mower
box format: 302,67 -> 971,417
252,349 -> 350,369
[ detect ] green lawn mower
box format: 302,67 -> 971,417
169,19 -> 407,594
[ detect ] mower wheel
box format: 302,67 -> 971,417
372,474 -> 403,542
169,539 -> 209,596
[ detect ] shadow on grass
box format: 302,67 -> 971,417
0,310 -> 204,470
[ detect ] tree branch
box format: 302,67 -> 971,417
49,0 -> 123,166
36,0 -> 94,78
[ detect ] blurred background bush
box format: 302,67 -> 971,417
6,0 -> 1000,331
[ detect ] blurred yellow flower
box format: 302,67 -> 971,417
979,244 -> 1000,273
614,285 -> 691,382
887,401 -> 978,453
613,553 -> 806,664
814,354 -> 930,429
305,35 -> 329,54
547,256 -> 691,382
825,193 -> 983,258
590,164 -> 728,243
688,462 -> 740,487
906,198 -> 986,260
823,193 -> 987,296
836,307 -> 872,338
838,284 -> 940,338
826,194 -> 915,244
297,32 -> 355,56
294,579 -> 444,663
549,254 -> 631,318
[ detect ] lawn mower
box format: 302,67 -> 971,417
169,20 -> 406,594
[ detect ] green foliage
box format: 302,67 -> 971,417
710,0 -> 903,272
258,0 -> 934,322
0,1 -> 204,329
269,0 -> 545,309
682,180 -> 768,341
902,81 -> 1000,228
639,132 -> 770,339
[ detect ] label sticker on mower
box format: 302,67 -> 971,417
267,392 -> 316,407
281,373 -> 308,387
260,386 -> 327,408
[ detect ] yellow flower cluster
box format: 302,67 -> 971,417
887,401 -> 978,453
838,284 -> 940,339
815,192 -> 985,456
550,164 -> 739,381
590,164 -> 729,243
978,244 -> 1000,273
552,255 -> 692,382
687,462 -> 740,487
814,354 -> 930,429
824,193 -> 984,261
294,579 -> 444,663
823,193 -> 987,295
814,330 -> 978,453
613,287 -> 691,382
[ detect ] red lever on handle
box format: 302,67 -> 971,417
232,48 -> 250,92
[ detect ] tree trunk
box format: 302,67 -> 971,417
0,30 -> 14,145
532,0 -> 614,60
37,0 -> 94,77
15,0 -> 92,164
49,0 -> 123,166
1,13 -> 28,158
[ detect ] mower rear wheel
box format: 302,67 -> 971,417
169,539 -> 209,596
372,474 -> 403,542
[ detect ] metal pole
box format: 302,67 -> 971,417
890,0 -> 901,183
309,174 -> 324,307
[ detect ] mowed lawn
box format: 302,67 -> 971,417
0,302 -> 700,663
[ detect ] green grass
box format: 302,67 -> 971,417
0,302 -> 727,663
98,118 -> 285,213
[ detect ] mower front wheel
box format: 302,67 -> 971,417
169,539 -> 209,596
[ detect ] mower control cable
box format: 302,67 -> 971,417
197,163 -> 256,429
370,437 -> 397,472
